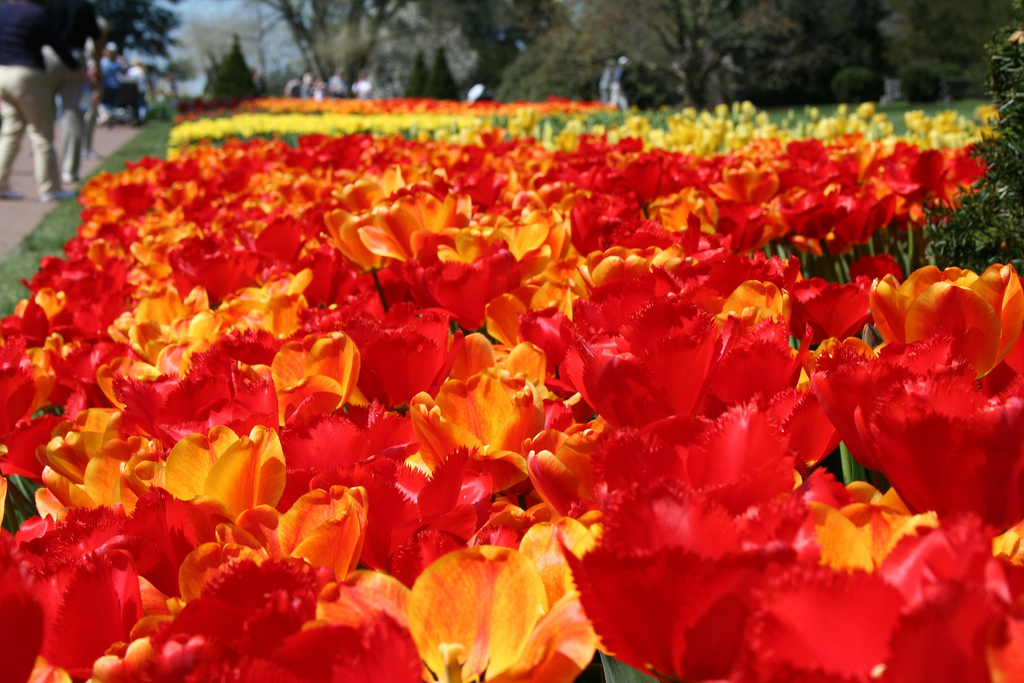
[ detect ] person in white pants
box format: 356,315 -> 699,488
80,19 -> 106,159
0,0 -> 81,202
43,0 -> 105,184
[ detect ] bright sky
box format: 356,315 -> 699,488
177,0 -> 241,19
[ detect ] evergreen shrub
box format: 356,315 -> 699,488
210,36 -> 258,100
927,15 -> 1024,272
830,66 -> 882,103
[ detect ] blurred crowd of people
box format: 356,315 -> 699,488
282,69 -> 373,100
0,0 -> 158,203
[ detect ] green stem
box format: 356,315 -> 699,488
839,442 -> 868,485
906,227 -> 915,272
3,475 -> 40,533
371,269 -> 389,314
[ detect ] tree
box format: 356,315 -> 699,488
883,0 -> 1015,83
405,51 -> 429,97
174,2 -> 303,98
494,21 -> 600,102
233,0 -> 412,80
637,0 -> 748,108
733,0 -> 862,105
209,36 -> 258,99
429,0 -> 566,91
425,47 -> 460,99
93,0 -> 182,59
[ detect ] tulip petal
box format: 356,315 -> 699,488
204,427 -> 286,519
905,282 -> 1002,375
407,546 -> 547,681
277,486 -> 367,578
487,593 -> 598,683
178,542 -> 264,602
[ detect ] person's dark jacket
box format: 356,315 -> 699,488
46,0 -> 102,52
0,1 -> 79,70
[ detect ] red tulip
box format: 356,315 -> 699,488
812,338 -> 1024,529
345,304 -> 461,409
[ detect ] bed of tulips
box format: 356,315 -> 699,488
169,97 -> 994,156
2,117 -> 1024,683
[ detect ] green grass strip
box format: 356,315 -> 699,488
0,121 -> 172,318
0,121 -> 170,531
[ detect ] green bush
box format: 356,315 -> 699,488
626,61 -> 679,109
145,97 -> 174,121
406,51 -> 429,98
494,29 -> 597,102
830,66 -> 882,103
900,62 -> 943,103
209,36 -> 258,100
935,65 -> 985,100
926,17 -> 1024,273
425,47 -> 460,100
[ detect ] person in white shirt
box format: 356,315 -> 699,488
352,71 -> 372,100
327,69 -> 347,98
125,58 -> 146,122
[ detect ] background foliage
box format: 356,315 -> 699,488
209,36 -> 259,100
927,14 -> 1024,273
174,0 -> 1009,106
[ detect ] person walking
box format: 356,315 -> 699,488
43,0 -> 104,184
0,0 -> 81,202
599,59 -> 615,104
79,18 -> 106,160
125,58 -> 147,123
352,71 -> 372,100
610,56 -> 629,110
98,42 -> 123,124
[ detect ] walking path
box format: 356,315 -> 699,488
0,124 -> 140,257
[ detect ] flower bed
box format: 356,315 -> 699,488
0,118 -> 1022,682
169,97 -> 993,155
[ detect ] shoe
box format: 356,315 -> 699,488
0,189 -> 25,200
40,189 -> 76,203
62,174 -> 79,184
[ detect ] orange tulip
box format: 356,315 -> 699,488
271,332 -> 362,425
323,208 -> 386,272
709,160 -> 780,204
27,657 -> 71,683
409,373 -> 545,491
406,546 -> 596,683
36,408 -> 155,513
518,517 -> 595,607
811,481 -> 937,572
870,264 -> 1024,376
359,191 -> 471,262
716,279 -> 791,330
276,485 -> 368,578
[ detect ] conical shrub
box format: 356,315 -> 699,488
210,35 -> 258,100
425,47 -> 459,100
406,51 -> 429,98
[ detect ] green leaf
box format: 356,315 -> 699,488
2,474 -> 41,533
600,653 -> 661,683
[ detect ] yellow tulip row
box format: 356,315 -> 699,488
168,99 -> 994,154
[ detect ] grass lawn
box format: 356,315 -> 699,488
0,121 -> 172,318
764,97 -> 991,134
